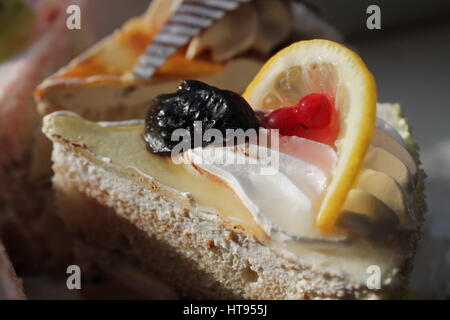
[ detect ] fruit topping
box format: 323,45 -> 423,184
296,93 -> 332,129
261,93 -> 339,146
144,80 -> 260,154
261,106 -> 298,135
244,39 -> 377,231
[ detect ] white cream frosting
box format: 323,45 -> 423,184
183,136 -> 345,243
182,106 -> 417,242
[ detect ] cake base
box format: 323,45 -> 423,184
51,142 -> 403,299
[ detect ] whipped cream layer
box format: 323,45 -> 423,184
183,104 -> 417,241
183,135 -> 340,243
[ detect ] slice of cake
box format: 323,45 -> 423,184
27,0 -> 340,273
35,0 -> 343,121
43,40 -> 425,299
35,0 -> 304,121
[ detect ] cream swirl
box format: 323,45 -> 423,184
340,104 -> 418,234
183,134 -> 340,243
182,105 -> 417,242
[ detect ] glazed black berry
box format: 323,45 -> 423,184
144,80 -> 260,154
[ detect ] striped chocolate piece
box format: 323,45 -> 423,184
133,0 -> 251,80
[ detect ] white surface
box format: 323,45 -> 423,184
353,22 -> 450,299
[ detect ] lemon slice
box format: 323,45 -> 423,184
243,39 -> 377,231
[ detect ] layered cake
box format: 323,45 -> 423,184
43,40 -> 425,299
35,0 -> 339,121
27,0 -> 340,272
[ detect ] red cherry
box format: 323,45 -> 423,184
261,93 -> 339,147
261,106 -> 298,135
295,93 -> 333,129
294,98 -> 339,146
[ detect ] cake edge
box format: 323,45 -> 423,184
48,142 -> 421,299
